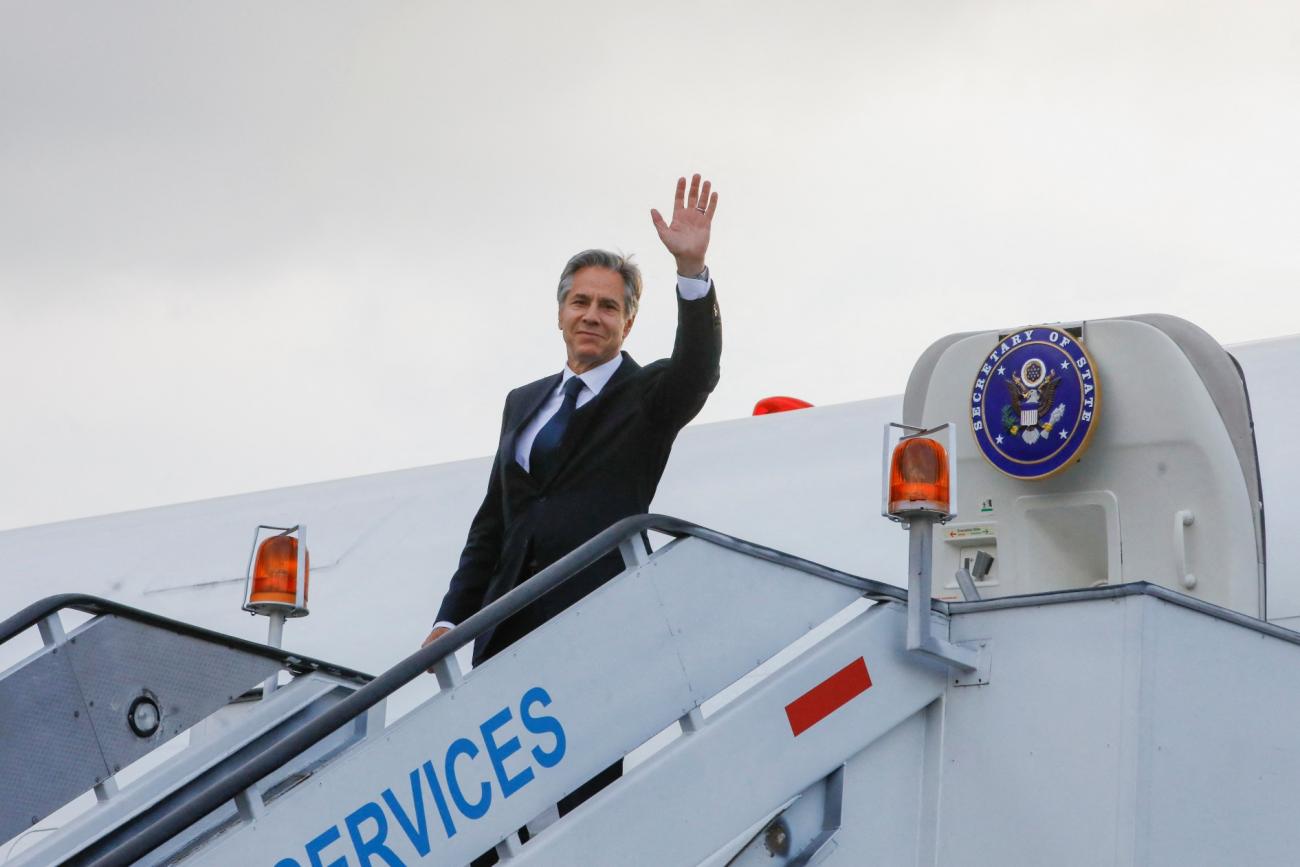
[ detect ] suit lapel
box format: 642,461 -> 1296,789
542,353 -> 641,485
499,374 -> 561,474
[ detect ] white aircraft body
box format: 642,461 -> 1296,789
2,318 -> 1299,865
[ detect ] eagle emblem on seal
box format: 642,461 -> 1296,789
1003,357 -> 1066,444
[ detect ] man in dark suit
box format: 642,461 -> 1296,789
420,173 -> 721,836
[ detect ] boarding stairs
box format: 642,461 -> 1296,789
1,515 -> 963,866
9,514 -> 1300,865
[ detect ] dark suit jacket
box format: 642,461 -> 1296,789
436,286 -> 722,663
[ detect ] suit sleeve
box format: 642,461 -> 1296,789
434,402 -> 509,626
644,283 -> 722,430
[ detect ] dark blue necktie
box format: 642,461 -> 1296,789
529,376 -> 585,479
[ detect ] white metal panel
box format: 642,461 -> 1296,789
1137,598 -> 1300,864
512,602 -> 946,866
941,592 -> 1300,865
941,596 -> 1135,866
821,708 -> 935,866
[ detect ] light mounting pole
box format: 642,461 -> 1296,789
241,524 -> 310,696
882,423 -> 980,672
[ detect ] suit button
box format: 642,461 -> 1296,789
538,496 -> 547,503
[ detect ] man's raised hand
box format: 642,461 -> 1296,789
650,173 -> 719,277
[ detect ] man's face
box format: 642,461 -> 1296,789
559,266 -> 634,373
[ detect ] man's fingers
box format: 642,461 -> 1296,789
422,626 -> 452,674
686,173 -> 701,209
660,173 -> 716,242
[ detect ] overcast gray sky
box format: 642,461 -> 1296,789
3,0 -> 1299,530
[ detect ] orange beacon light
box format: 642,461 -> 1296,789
248,534 -> 310,612
889,437 -> 950,516
243,526 -> 309,617
242,524 -> 309,697
882,423 -> 957,523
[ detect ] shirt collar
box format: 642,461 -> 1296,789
562,352 -> 623,397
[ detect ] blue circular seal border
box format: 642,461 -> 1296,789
969,325 -> 1101,480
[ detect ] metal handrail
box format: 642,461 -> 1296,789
71,513 -> 905,866
950,580 -> 1300,646
0,594 -> 371,684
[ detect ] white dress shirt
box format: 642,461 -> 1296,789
514,272 -> 711,472
432,272 -> 712,632
513,353 -> 619,472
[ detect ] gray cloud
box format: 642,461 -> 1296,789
3,0 -> 1300,528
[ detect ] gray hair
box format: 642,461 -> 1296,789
555,249 -> 643,318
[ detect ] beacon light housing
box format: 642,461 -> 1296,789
752,396 -> 814,416
881,422 -> 958,523
242,524 -> 310,617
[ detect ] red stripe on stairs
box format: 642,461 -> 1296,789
785,657 -> 872,737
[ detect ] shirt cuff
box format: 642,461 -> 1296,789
676,268 -> 711,301
432,620 -> 456,632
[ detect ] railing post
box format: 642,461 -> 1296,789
94,778 -> 119,803
679,707 -> 706,734
432,654 -> 464,691
618,534 -> 648,570
37,613 -> 66,646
